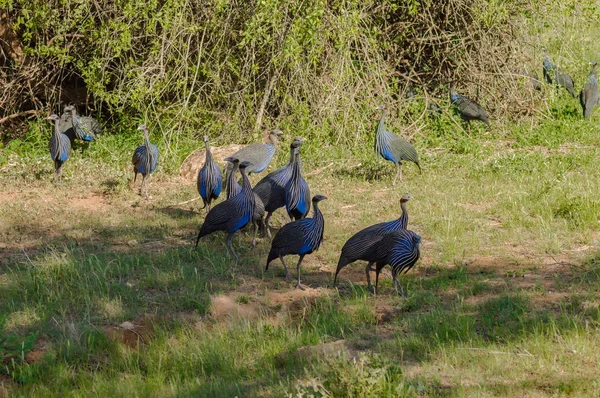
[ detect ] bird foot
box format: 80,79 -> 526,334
284,273 -> 293,282
368,285 -> 375,295
295,283 -> 306,291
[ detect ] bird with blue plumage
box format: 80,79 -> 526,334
372,229 -> 421,296
197,135 -> 222,212
254,136 -> 305,237
334,194 -> 412,293
375,105 -> 421,185
132,124 -> 159,200
196,159 -> 256,264
285,147 -> 310,221
266,194 -> 327,289
63,105 -> 101,142
449,87 -> 490,130
47,114 -> 71,183
542,48 -> 576,97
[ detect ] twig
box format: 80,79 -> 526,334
171,196 -> 201,207
0,110 -> 39,124
457,347 -> 535,357
305,162 -> 334,177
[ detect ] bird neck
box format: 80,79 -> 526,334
240,169 -> 253,194
226,164 -> 240,198
288,145 -> 296,164
53,120 -> 60,137
204,140 -> 213,161
312,201 -> 324,226
291,152 -> 302,180
143,130 -> 150,147
377,110 -> 386,134
399,201 -> 408,227
590,65 -> 597,77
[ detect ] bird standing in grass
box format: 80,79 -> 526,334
63,105 -> 101,142
371,229 -> 421,296
285,147 -> 310,221
132,124 -> 159,200
196,159 -> 255,264
542,49 -> 576,97
375,105 -> 421,185
225,157 -> 265,247
47,114 -> 71,183
254,137 -> 305,236
449,87 -> 490,129
580,62 -> 598,119
266,195 -> 327,289
334,194 -> 412,293
227,130 -> 283,176
197,135 -> 222,212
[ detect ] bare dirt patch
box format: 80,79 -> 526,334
104,318 -> 154,348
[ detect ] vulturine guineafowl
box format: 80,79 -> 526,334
334,194 -> 412,293
226,130 -> 283,177
375,105 -> 421,185
132,124 -> 159,200
449,87 -> 490,129
580,62 -> 598,119
47,114 -> 71,183
254,137 -> 305,237
197,135 -> 222,212
517,68 -> 542,91
542,49 -> 576,97
196,160 -> 255,264
63,105 -> 101,142
285,147 -> 311,221
371,229 -> 421,296
266,195 -> 327,289
225,158 -> 265,247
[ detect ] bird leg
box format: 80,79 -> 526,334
278,254 -> 292,281
264,213 -> 273,238
392,272 -> 406,297
365,262 -> 375,294
295,255 -> 306,290
375,266 -> 382,295
206,203 -> 211,213
251,220 -> 259,248
393,162 -> 402,185
226,232 -> 240,265
144,175 -> 150,200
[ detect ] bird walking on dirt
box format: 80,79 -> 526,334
371,229 -> 421,296
47,114 -> 71,183
449,87 -> 490,129
266,195 -> 327,289
285,147 -> 311,221
580,62 -> 598,119
375,105 -> 421,185
132,124 -> 159,200
254,137 -> 305,237
197,135 -> 222,212
63,105 -> 101,142
196,159 -> 255,263
225,157 -> 266,247
334,194 -> 412,293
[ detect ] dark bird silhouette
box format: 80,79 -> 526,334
227,130 -> 283,176
47,114 -> 71,183
375,105 -> 421,185
266,195 -> 327,289
196,159 -> 256,264
580,62 -> 598,119
197,135 -> 222,212
450,87 -> 490,128
285,147 -> 311,221
371,229 -> 421,296
63,105 -> 101,141
542,49 -> 576,97
334,194 -> 412,293
254,137 -> 305,237
225,158 -> 265,247
132,124 -> 159,200
517,68 -> 542,91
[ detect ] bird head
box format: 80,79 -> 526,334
63,105 -> 75,114
272,129 -> 284,136
239,160 -> 252,170
291,136 -> 305,148
312,194 -> 328,203
413,233 -> 422,246
589,61 -> 597,67
46,114 -> 60,121
376,105 -> 386,111
400,194 -> 412,203
203,135 -> 210,142
137,124 -> 148,131
224,156 -> 239,164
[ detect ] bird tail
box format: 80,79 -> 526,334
333,255 -> 349,286
195,224 -> 210,247
265,249 -> 277,270
416,162 -> 422,174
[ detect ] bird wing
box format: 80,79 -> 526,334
387,132 -> 420,165
231,143 -> 273,173
456,97 -> 487,119
73,115 -> 96,141
271,218 -> 311,252
49,133 -> 71,162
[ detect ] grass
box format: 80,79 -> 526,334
2,95 -> 600,396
